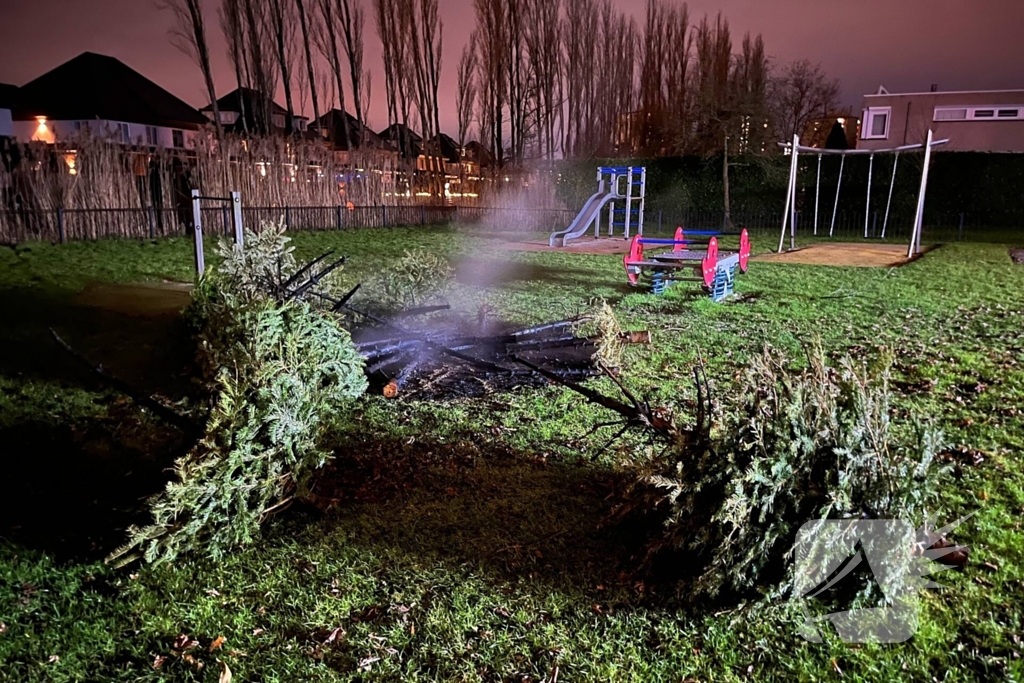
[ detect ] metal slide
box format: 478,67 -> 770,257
548,191 -> 616,247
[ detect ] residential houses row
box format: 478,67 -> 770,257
2,52 -> 1023,160
0,52 -> 492,198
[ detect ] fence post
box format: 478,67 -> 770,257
57,208 -> 66,244
191,189 -> 205,277
337,205 -> 342,230
230,191 -> 244,248
871,211 -> 878,238
421,204 -> 426,225
381,204 -> 387,228
284,206 -> 291,230
147,206 -> 156,239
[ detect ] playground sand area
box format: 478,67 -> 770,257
754,242 -> 929,268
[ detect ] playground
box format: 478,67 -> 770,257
1,221 -> 1021,680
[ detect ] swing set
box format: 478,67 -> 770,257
777,130 -> 948,258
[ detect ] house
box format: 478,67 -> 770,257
421,133 -> 461,174
316,109 -> 390,162
10,52 -> 208,148
200,88 -> 309,135
0,83 -> 15,138
378,123 -> 422,159
859,86 -> 1024,152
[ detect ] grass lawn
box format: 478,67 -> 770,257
1,227 -> 1022,681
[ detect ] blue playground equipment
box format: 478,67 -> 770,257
624,227 -> 751,302
549,166 -> 646,247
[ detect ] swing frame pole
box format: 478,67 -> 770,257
830,155 -> 845,237
778,134 -> 800,253
908,129 -> 935,258
881,152 -> 899,239
814,153 -> 822,235
864,153 -> 875,238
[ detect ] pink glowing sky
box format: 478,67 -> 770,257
1,0 -> 1021,136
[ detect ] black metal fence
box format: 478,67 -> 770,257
0,205 -> 581,244
0,203 -> 1017,246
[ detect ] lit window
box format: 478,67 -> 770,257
862,107 -> 890,139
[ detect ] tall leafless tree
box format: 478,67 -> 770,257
266,0 -> 298,132
159,0 -> 223,141
457,32 -> 478,148
315,0 -> 353,149
294,0 -> 323,135
769,59 -> 840,142
220,0 -> 249,133
338,0 -> 367,146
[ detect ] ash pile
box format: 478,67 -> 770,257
353,312 -> 648,399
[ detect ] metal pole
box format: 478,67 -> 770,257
230,191 -> 244,248
778,134 -> 799,252
881,152 -> 899,239
830,155 -> 845,237
147,206 -> 156,239
864,153 -> 874,238
637,167 -> 646,236
814,154 -> 821,235
908,129 -> 934,258
57,208 -> 66,244
624,167 -> 633,239
790,135 -> 800,250
191,189 -> 205,277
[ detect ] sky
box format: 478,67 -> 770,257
1,0 -> 1022,136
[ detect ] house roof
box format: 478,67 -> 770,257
317,109 -> 385,150
378,123 -> 422,158
866,86 -> 1024,98
0,83 -> 18,110
424,133 -> 460,163
463,140 -> 493,165
202,88 -> 289,117
12,52 -> 208,129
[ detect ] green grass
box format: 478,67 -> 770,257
1,227 -> 1023,681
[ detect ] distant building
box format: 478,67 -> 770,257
0,83 -> 15,138
801,113 -> 861,150
378,123 -> 423,159
10,52 -> 208,148
200,88 -> 309,135
859,86 -> 1024,152
316,109 -> 390,162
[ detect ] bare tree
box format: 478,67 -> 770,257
241,0 -> 279,134
523,0 -> 561,160
294,0 -> 323,135
266,0 -> 298,132
315,0 -> 353,149
159,0 -> 223,141
219,0 -> 249,133
769,59 -> 840,142
474,0 -> 507,168
338,0 -> 367,146
562,0 -> 598,157
456,32 -> 478,148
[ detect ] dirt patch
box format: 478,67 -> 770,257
73,281 -> 192,317
755,242 -> 931,268
1010,248 -> 1024,264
